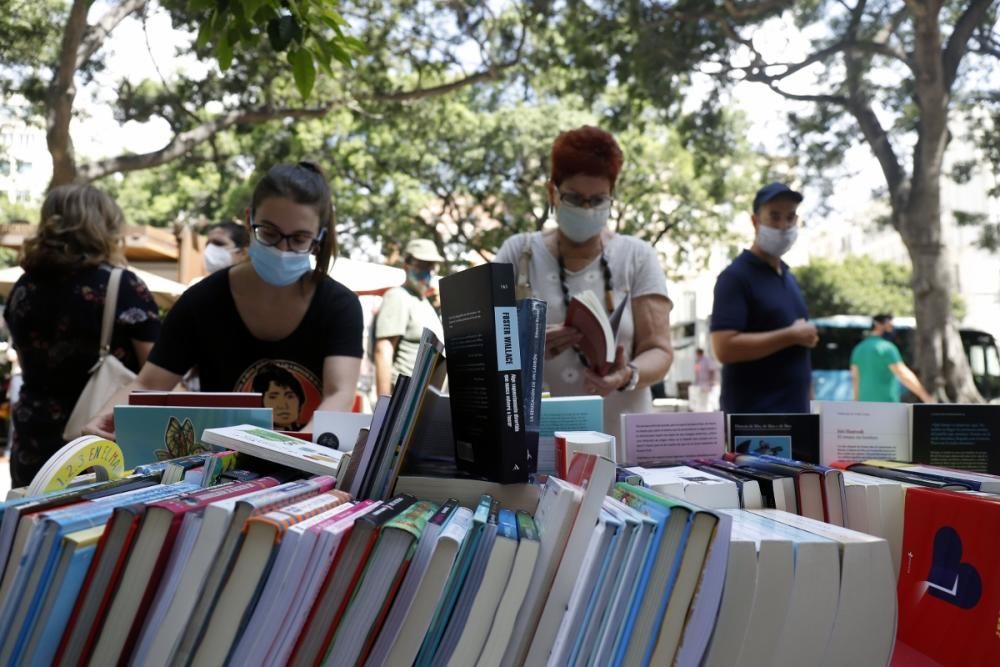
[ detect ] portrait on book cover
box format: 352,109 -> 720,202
734,435 -> 790,458
235,360 -> 322,431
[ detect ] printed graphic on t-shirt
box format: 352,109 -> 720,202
234,359 -> 322,431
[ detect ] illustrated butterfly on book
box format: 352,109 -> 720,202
155,416 -> 211,461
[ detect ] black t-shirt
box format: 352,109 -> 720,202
148,268 -> 363,430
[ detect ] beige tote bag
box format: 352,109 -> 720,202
62,268 -> 136,440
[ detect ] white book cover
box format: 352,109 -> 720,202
202,424 -> 345,476
717,509 -> 840,667
547,510 -> 620,666
749,510 -> 897,667
500,478 -> 582,667
524,456 -> 615,666
312,411 -> 373,452
627,465 -> 740,510
814,401 -> 911,464
475,513 -> 540,667
700,539 -> 758,667
566,503 -> 633,666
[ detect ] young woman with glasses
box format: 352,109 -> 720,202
86,162 -> 363,437
494,127 -> 674,443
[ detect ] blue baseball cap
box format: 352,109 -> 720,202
753,182 -> 803,212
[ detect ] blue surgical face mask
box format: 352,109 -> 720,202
408,268 -> 432,284
248,239 -> 311,286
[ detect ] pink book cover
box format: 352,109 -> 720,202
620,411 -> 725,467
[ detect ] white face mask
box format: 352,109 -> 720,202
556,202 -> 610,243
756,225 -> 798,257
203,243 -> 236,273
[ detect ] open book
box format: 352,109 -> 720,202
565,290 -> 628,374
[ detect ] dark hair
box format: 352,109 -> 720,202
872,313 -> 893,326
252,363 -> 306,405
21,184 -> 125,273
550,126 -> 624,189
207,221 -> 249,249
251,161 -> 336,284
696,347 -> 704,355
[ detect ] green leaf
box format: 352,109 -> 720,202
328,41 -> 353,67
216,30 -> 233,70
267,15 -> 301,52
288,46 -> 316,98
241,0 -> 270,20
195,20 -> 212,50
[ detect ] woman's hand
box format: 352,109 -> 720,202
83,412 -> 116,440
545,325 -> 583,360
583,345 -> 630,396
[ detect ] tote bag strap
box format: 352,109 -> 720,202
99,267 -> 124,357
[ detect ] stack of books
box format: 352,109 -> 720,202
2,418 -> 920,667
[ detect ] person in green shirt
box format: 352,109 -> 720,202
850,314 -> 933,402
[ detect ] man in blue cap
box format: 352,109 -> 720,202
709,182 -> 818,413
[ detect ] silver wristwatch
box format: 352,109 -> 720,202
619,362 -> 640,392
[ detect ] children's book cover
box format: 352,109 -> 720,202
113,406 -> 273,468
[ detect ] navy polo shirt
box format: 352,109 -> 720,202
710,250 -> 811,414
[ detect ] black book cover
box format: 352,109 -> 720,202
440,263 -> 532,483
911,404 -> 1000,474
727,413 -> 820,464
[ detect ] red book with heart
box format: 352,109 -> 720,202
895,487 -> 1000,665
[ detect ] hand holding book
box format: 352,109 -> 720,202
544,325 -> 583,360
583,345 -> 630,397
563,290 -> 628,375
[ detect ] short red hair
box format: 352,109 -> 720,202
549,126 -> 624,188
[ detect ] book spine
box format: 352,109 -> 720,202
314,495 -> 417,658
497,509 -> 518,540
77,508 -> 145,664
429,498 -> 459,528
517,298 -> 547,433
119,511 -> 187,660
491,264 -> 530,483
515,510 -> 538,542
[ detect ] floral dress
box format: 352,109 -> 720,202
5,265 -> 161,487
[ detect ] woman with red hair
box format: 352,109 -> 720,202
495,126 -> 674,446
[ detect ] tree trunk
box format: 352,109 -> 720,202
46,0 -> 90,189
897,3 -> 982,403
901,201 -> 983,403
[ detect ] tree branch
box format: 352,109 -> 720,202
47,0 -> 90,187
79,58 -> 523,182
77,0 -> 148,69
942,0 -> 994,91
720,0 -> 796,20
78,106 -> 332,181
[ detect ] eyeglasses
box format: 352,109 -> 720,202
559,191 -> 613,210
251,223 -> 325,254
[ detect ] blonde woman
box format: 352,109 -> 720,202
6,184 -> 160,486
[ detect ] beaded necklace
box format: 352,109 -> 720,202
557,238 -> 615,371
